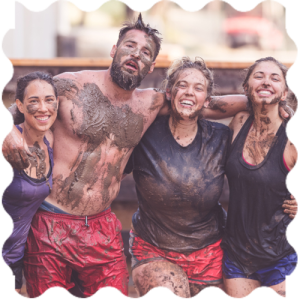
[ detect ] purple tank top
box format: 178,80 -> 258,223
2,125 -> 54,265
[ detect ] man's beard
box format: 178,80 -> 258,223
110,58 -> 147,91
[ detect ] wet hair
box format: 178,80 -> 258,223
116,13 -> 162,61
242,57 -> 289,115
242,57 -> 288,91
13,71 -> 57,123
161,57 -> 214,100
286,89 -> 297,112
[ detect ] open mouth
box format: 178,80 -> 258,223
124,60 -> 138,71
180,100 -> 195,107
35,116 -> 50,122
257,89 -> 273,96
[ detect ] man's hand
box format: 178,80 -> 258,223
282,195 -> 297,219
2,126 -> 32,170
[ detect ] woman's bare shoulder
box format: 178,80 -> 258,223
45,130 -> 54,148
229,111 -> 251,143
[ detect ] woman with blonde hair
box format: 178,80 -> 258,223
124,56 -> 296,297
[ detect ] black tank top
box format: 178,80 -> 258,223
125,116 -> 230,253
221,116 -> 294,275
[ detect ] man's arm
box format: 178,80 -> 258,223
283,196 -> 297,219
2,125 -> 31,170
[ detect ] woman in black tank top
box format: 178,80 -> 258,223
125,57 -> 295,298
221,57 -> 297,297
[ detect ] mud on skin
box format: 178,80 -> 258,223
208,97 -> 227,113
134,261 -> 190,298
53,79 -> 144,211
27,142 -> 46,179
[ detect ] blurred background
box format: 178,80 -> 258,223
2,0 -> 297,297
3,0 -> 297,61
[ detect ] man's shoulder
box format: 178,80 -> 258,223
54,70 -> 105,82
135,88 -> 165,111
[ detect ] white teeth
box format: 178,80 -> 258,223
259,91 -> 271,95
181,100 -> 194,106
36,116 -> 49,121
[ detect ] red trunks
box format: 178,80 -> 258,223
129,231 -> 223,285
24,208 -> 129,297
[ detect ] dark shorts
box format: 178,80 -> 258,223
24,208 -> 129,297
129,230 -> 223,286
222,250 -> 297,286
9,259 -> 23,289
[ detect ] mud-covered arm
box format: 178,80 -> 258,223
282,196 -> 297,219
201,95 -> 248,119
201,95 -> 291,120
2,125 -> 32,170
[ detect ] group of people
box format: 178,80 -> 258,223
2,14 -> 297,298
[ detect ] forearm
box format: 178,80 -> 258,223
202,95 -> 248,120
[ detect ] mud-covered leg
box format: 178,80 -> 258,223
132,260 -> 190,297
190,283 -> 225,299
190,283 -> 209,299
270,280 -> 286,297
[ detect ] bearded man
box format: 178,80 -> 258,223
3,14 -> 276,297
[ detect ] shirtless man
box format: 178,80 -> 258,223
2,15 -> 292,298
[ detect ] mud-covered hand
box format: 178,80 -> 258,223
279,102 -> 294,121
2,126 -> 32,170
282,195 -> 297,219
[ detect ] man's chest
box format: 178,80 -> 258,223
56,84 -> 158,150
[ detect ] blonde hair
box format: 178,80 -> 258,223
161,57 -> 214,99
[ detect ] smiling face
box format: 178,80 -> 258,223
245,61 -> 288,106
110,29 -> 156,90
16,79 -> 58,133
168,68 -> 209,121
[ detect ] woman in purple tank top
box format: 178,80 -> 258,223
2,72 -> 58,293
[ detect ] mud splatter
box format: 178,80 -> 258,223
53,80 -> 144,211
26,104 -> 39,114
110,44 -> 152,90
27,142 -> 46,178
208,97 -> 227,113
260,116 -> 271,124
189,283 -> 210,299
149,91 -> 164,112
133,261 -> 190,297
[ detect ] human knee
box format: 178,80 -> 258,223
133,261 -> 190,297
276,290 -> 287,299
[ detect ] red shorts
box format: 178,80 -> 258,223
129,231 -> 223,285
24,208 -> 129,297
